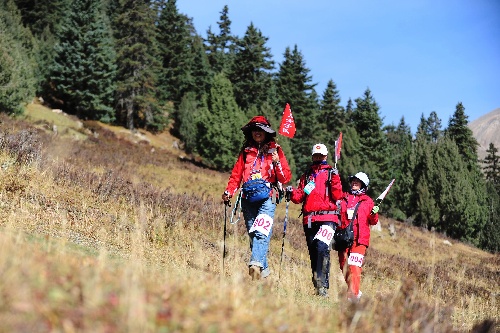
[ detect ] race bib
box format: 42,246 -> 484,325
347,208 -> 355,220
249,213 -> 274,237
313,225 -> 335,246
304,181 -> 315,195
348,252 -> 365,267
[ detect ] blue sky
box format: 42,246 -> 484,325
177,0 -> 500,134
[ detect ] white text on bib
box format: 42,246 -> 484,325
313,225 -> 335,246
348,252 -> 365,267
249,213 -> 274,237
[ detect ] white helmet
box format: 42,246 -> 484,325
350,172 -> 369,188
311,143 -> 328,156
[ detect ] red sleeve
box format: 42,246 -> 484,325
291,174 -> 306,204
365,197 -> 379,225
329,174 -> 343,201
225,153 -> 244,196
274,146 -> 292,184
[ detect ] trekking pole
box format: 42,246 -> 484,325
230,191 -> 242,224
222,199 -> 231,276
278,199 -> 290,280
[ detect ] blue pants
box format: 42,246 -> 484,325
242,197 -> 276,278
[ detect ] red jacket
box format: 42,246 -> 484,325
291,163 -> 343,224
339,192 -> 379,247
225,142 -> 292,197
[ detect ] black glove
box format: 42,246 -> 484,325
285,186 -> 293,201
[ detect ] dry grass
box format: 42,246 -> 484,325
0,108 -> 498,332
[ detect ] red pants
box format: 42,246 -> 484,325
338,242 -> 366,298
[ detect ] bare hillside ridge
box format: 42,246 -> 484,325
469,108 -> 500,160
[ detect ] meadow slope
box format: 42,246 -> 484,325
0,105 -> 498,333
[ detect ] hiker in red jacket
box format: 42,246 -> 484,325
337,172 -> 379,302
222,116 -> 292,280
285,143 -> 343,296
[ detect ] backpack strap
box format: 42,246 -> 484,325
346,202 -> 361,232
325,167 -> 333,198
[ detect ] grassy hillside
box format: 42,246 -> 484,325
0,105 -> 498,332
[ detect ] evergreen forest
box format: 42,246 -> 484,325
1,0 -> 499,252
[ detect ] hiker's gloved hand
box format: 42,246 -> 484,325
330,168 -> 338,175
285,186 -> 293,201
371,206 -> 379,214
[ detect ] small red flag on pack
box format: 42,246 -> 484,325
334,132 -> 342,162
278,103 -> 296,138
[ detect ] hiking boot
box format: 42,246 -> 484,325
317,287 -> 329,297
249,265 -> 261,280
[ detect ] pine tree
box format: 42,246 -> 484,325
229,22 -> 274,111
416,113 -> 431,141
13,0 -> 68,36
385,117 -> 413,219
12,0 -> 65,94
352,88 -> 390,196
46,0 -> 116,122
195,73 -> 246,171
427,111 -> 442,143
479,182 -> 500,253
430,137 -> 488,244
445,102 -> 479,168
315,80 -> 345,156
189,35 -> 213,101
345,98 -> 354,122
482,143 -> 500,193
205,5 -> 235,74
320,80 -> 346,133
112,0 -> 165,130
156,0 -> 195,106
177,92 -> 203,154
0,0 -> 37,115
274,45 -> 318,176
409,119 -> 432,225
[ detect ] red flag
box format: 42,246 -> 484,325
278,103 -> 296,138
376,179 -> 396,202
335,132 -> 342,162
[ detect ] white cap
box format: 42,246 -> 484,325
311,143 -> 328,156
350,172 -> 369,188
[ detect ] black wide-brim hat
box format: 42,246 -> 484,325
241,116 -> 276,137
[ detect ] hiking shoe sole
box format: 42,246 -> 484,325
317,287 -> 329,297
249,265 -> 261,280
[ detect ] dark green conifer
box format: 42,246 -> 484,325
427,111 -> 442,143
195,73 -> 246,171
351,88 -> 390,195
13,0 -> 68,36
385,117 -> 413,219
46,0 -> 116,122
177,92 -> 203,154
205,5 -> 235,74
482,143 -> 500,194
112,0 -> 165,130
0,0 -> 37,115
229,22 -> 274,111
274,45 -> 318,176
156,0 -> 195,106
445,102 -> 479,168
